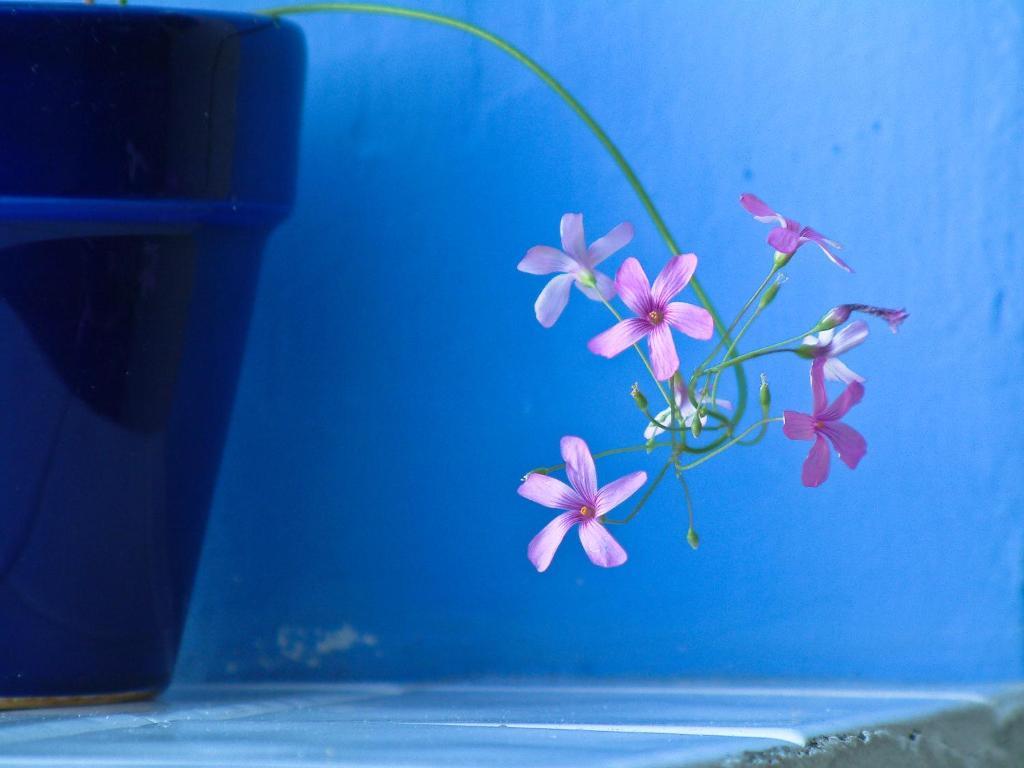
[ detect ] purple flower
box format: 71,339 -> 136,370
587,255 -> 714,380
518,213 -> 633,328
819,304 -> 909,334
799,321 -> 869,384
519,436 -> 646,572
740,193 -> 852,273
783,359 -> 867,487
644,379 -> 732,440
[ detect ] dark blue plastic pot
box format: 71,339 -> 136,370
0,3 -> 304,706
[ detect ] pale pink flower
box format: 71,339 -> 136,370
740,193 -> 851,272
783,359 -> 867,487
518,213 -> 633,328
587,255 -> 714,380
799,321 -> 869,384
519,436 -> 646,572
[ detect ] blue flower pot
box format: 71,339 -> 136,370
0,3 -> 304,706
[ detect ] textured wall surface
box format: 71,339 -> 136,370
145,0 -> 1022,682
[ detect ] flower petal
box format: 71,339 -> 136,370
587,317 -> 651,358
587,221 -> 634,266
614,257 -> 652,316
768,226 -> 801,255
647,322 -> 679,381
560,213 -> 587,261
739,193 -> 785,225
596,471 -> 647,516
821,422 -> 867,470
802,228 -> 853,272
528,511 -> 579,572
578,520 -> 628,568
576,269 -> 616,301
561,435 -> 598,501
818,380 -> 865,422
518,246 -> 576,275
643,406 -> 673,440
651,253 -> 698,305
664,302 -> 714,340
810,358 -> 828,415
534,273 -> 575,328
802,435 -> 831,487
518,473 -> 585,510
829,321 -> 869,356
782,410 -> 817,441
823,357 -> 865,385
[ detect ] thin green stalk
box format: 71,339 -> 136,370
260,2 -> 748,419
603,459 -> 672,525
524,441 -> 671,477
676,417 -> 782,471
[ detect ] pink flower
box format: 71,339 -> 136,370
587,255 -> 714,380
783,359 -> 867,487
519,436 -> 646,572
643,379 -> 732,440
740,193 -> 851,273
818,304 -> 909,334
798,321 -> 869,384
518,213 -> 633,328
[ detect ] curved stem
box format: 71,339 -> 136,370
603,459 -> 672,525
524,440 -> 671,477
676,417 -> 782,471
259,2 -> 747,412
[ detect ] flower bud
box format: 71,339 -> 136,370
813,305 -> 852,332
758,274 -> 787,310
686,528 -> 700,550
759,373 -> 771,412
630,383 -> 648,411
814,303 -> 909,333
690,417 -> 702,438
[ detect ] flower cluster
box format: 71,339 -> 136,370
517,195 -> 907,572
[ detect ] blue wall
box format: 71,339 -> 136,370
163,0 -> 1024,682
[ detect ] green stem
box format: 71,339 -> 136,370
603,459 -> 672,525
259,1 -> 747,422
676,417 -> 782,471
525,441 -> 671,477
705,345 -> 800,374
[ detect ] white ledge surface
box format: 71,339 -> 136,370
0,681 -> 1021,767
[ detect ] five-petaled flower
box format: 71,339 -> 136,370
519,436 -> 646,572
643,379 -> 732,440
799,321 -> 869,384
518,213 -> 633,328
587,255 -> 714,380
783,358 -> 867,487
740,193 -> 852,273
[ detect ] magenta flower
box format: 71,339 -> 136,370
519,436 -> 646,572
783,359 -> 867,487
518,213 -> 633,328
799,320 -> 869,384
819,304 -> 909,334
740,193 -> 851,273
587,255 -> 714,380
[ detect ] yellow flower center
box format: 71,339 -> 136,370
579,505 -> 595,518
648,310 -> 664,324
